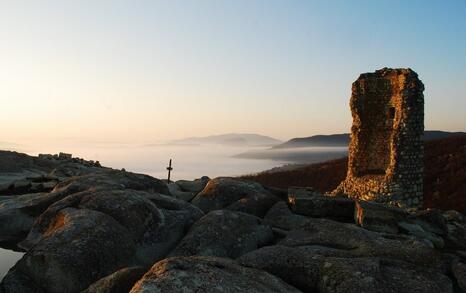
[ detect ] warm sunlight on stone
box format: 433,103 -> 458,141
333,68 -> 424,209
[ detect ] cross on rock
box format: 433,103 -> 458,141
167,159 -> 173,183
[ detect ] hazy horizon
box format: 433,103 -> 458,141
1,1 -> 466,146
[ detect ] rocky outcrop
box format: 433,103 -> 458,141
0,150 -> 104,196
355,200 -> 407,234
278,214 -> 444,269
319,257 -> 452,293
0,268 -> 44,293
398,221 -> 445,249
452,261 -> 466,292
0,151 -> 57,183
414,209 -> 448,236
20,189 -> 202,260
176,176 -> 210,193
50,168 -> 169,195
167,176 -> 210,202
82,266 -> 147,293
167,182 -> 196,201
0,167 -> 169,247
263,201 -> 314,231
0,177 -> 58,196
0,192 -> 64,243
5,207 -> 136,293
1,150 -> 465,293
239,246 -> 453,293
238,245 -> 323,292
443,210 -> 466,251
170,210 -> 273,258
3,189 -> 202,292
191,177 -> 280,217
130,256 -> 300,293
288,187 -> 355,222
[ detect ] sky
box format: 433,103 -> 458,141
1,0 -> 465,144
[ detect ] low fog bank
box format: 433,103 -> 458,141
233,146 -> 348,164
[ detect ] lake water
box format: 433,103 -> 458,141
0,248 -> 23,279
0,141 -> 347,280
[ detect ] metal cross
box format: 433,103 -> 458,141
166,159 -> 173,183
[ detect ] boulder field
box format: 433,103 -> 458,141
0,151 -> 465,292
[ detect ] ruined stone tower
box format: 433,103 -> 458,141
333,68 -> 424,208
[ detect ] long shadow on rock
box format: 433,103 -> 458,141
238,245 -> 453,293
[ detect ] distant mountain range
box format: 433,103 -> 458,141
172,133 -> 282,147
273,130 -> 466,149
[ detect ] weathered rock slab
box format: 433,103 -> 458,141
191,177 -> 279,217
263,201 -> 313,231
4,207 -> 136,293
82,266 -> 147,293
320,257 -> 453,293
279,216 -> 444,269
176,176 -> 210,193
167,182 -> 197,202
443,211 -> 466,251
452,261 -> 466,292
2,189 -> 203,293
170,210 -> 273,259
51,168 -> 169,196
130,256 -> 301,293
20,190 -> 203,264
288,187 -> 355,222
355,200 -> 407,234
0,192 -> 65,244
239,245 -> 453,293
238,245 -> 323,292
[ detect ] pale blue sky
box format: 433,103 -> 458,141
1,0 -> 465,143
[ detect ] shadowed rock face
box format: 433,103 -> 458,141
130,256 -> 301,293
239,246 -> 453,293
50,168 -> 169,195
8,207 -> 136,293
238,245 -> 323,292
0,192 -> 62,243
354,200 -> 407,234
82,266 -> 147,293
170,210 -> 274,259
318,257 -> 452,293
277,214 -> 444,269
288,187 -> 355,222
168,176 -> 211,202
334,68 -> 425,209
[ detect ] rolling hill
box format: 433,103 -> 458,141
273,130 -> 466,149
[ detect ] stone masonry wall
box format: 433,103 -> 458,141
333,68 -> 424,209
